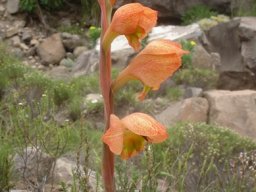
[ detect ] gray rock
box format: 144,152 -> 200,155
47,66 -> 71,79
204,90 -> 256,140
61,32 -> 86,51
54,157 -> 101,192
85,93 -> 103,104
155,97 -> 209,127
37,33 -> 66,65
192,44 -> 220,70
149,23 -> 202,42
6,0 -> 20,14
5,26 -> 19,37
205,17 -> 256,90
0,4 -> 5,15
184,87 -> 203,98
21,28 -> 33,43
11,35 -> 20,47
71,50 -> 99,77
59,58 -> 75,68
73,46 -> 88,57
13,147 -> 54,184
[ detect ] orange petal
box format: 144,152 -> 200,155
112,39 -> 189,99
121,113 -> 168,143
102,114 -> 125,155
107,3 -> 157,50
120,130 -> 146,160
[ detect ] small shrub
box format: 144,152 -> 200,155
182,4 -> 218,25
180,39 -> 196,69
87,26 -> 101,47
173,67 -> 218,89
165,87 -> 183,101
20,0 -> 64,12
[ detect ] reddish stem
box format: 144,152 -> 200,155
98,0 -> 115,191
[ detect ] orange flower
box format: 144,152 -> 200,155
103,3 -> 157,51
102,113 -> 168,160
112,39 -> 189,100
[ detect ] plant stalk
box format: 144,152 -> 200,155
98,0 -> 115,191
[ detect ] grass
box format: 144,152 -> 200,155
231,0 -> 256,16
181,4 -> 218,25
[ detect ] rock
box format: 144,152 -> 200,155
192,44 -> 220,70
96,35 -> 131,53
13,147 -> 54,184
95,24 -> 202,53
54,157 -> 100,191
204,90 -> 256,139
37,33 -> 66,65
21,28 -> 33,44
61,32 -> 86,51
155,97 -> 209,127
6,0 -> 20,14
0,4 -> 5,15
205,17 -> 256,90
47,66 -> 71,79
85,93 -> 103,104
184,87 -> 203,98
73,46 -> 88,57
5,26 -> 19,37
149,23 -> 202,42
71,50 -> 99,77
241,36 -> 256,71
11,35 -> 20,47
30,39 -> 39,46
19,42 -> 29,50
59,58 -> 75,68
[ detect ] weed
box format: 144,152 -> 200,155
173,67 -> 218,89
182,4 -> 218,25
87,26 -> 101,47
231,0 -> 256,16
57,24 -> 85,36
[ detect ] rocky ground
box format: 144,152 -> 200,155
1,0 -> 256,191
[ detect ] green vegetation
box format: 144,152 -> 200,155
232,0 -> 256,16
87,26 -> 101,47
57,24 -> 85,36
0,43 -> 255,191
181,4 -> 218,25
174,67 -> 218,89
115,123 -> 256,191
20,0 -> 64,11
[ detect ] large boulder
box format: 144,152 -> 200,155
205,17 -> 256,90
155,97 -> 209,127
37,33 -> 66,65
204,90 -> 256,139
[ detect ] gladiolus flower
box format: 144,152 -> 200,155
102,113 -> 168,160
103,3 -> 157,51
112,39 -> 189,100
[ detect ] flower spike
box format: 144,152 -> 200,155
112,39 -> 189,100
103,3 -> 157,51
